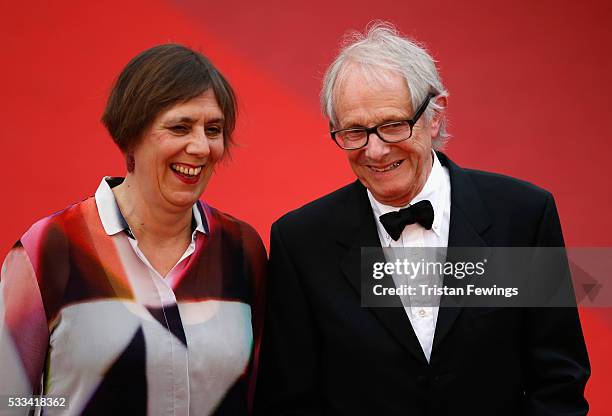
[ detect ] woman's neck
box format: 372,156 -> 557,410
112,175 -> 192,243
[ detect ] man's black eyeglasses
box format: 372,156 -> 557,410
330,93 -> 436,150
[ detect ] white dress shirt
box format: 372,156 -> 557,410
367,151 -> 451,361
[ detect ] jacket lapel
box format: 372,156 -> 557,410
432,153 -> 492,352
335,152 -> 493,363
337,181 -> 428,364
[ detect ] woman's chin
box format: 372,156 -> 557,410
163,191 -> 202,211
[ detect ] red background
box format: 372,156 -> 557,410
1,0 -> 610,412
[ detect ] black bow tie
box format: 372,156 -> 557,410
378,200 -> 434,241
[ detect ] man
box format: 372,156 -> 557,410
255,23 -> 589,416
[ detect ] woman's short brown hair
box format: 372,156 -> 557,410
102,44 -> 237,154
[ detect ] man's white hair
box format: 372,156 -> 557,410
321,21 -> 450,149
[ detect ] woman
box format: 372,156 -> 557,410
0,44 -> 265,415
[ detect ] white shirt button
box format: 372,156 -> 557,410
418,308 -> 427,318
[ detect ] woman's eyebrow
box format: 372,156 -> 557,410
163,116 -> 225,124
163,116 -> 197,124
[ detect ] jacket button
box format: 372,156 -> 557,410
417,375 -> 429,388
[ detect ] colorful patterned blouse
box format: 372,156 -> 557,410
0,178 -> 266,415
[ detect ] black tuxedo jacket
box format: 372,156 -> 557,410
255,153 -> 590,416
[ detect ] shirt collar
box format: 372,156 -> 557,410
94,177 -> 207,237
367,150 -> 445,237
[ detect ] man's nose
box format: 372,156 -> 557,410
363,131 -> 390,160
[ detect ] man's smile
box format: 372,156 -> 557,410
367,160 -> 403,173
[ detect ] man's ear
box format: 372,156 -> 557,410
429,95 -> 448,137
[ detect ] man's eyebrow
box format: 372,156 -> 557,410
340,115 -> 407,129
205,117 -> 225,124
338,122 -> 365,130
336,117 -> 367,129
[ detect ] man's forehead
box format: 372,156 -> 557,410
333,64 -> 413,125
337,63 -> 407,91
